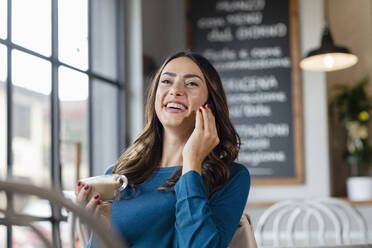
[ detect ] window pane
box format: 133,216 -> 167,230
92,80 -> 119,175
0,44 -> 6,179
59,66 -> 89,190
12,196 -> 52,245
0,44 -> 6,82
12,0 -> 51,56
91,0 -> 118,80
13,223 -> 52,246
12,49 -> 51,187
0,225 -> 6,247
58,0 -> 88,70
0,0 -> 6,39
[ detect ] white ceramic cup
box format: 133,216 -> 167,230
80,174 -> 128,202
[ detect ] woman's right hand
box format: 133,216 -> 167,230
75,181 -> 112,230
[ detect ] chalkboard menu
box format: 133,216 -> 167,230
188,0 -> 304,184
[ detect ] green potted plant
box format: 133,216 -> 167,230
331,78 -> 372,201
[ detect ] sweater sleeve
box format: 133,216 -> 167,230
174,167 -> 250,248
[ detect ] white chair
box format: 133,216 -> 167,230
255,198 -> 368,247
0,180 -> 127,248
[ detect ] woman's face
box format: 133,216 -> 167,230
155,57 -> 209,132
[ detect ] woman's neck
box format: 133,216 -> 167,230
158,128 -> 190,168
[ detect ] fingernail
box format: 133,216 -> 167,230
212,112 -> 215,117
97,200 -> 102,205
207,104 -> 211,109
94,194 -> 100,199
199,108 -> 202,113
77,181 -> 81,187
84,185 -> 89,191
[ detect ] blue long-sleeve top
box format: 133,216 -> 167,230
88,162 -> 250,248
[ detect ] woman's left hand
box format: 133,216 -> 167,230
182,104 -> 220,175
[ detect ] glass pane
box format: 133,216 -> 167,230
58,0 -> 88,70
0,225 -> 6,247
0,191 -> 6,215
91,0 -> 118,80
12,0 -> 51,56
12,49 -> 51,187
0,44 -> 6,179
0,0 -> 6,39
0,44 -> 6,81
92,80 -> 118,175
13,223 -> 52,247
60,220 -> 84,248
12,197 -> 52,245
59,66 -> 89,190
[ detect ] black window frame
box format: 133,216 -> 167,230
0,0 -> 126,246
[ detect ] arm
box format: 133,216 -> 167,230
174,166 -> 250,248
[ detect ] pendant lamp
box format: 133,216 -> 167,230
300,0 -> 358,72
300,26 -> 358,71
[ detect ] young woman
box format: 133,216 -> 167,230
76,51 -> 251,248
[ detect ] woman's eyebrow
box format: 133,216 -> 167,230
162,71 -> 176,77
183,74 -> 203,81
162,72 -> 203,81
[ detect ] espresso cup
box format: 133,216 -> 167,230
80,174 -> 128,202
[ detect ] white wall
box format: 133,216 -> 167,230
140,0 -> 331,202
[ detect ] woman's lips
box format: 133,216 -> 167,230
164,107 -> 187,113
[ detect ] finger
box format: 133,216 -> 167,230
201,104 -> 215,134
86,193 -> 101,213
77,184 -> 92,206
75,181 -> 84,196
195,106 -> 204,131
206,104 -> 218,135
93,200 -> 103,218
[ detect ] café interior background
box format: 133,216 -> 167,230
1,0 -> 372,244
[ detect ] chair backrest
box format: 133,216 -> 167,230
0,180 -> 127,248
229,213 -> 258,248
255,198 -> 368,248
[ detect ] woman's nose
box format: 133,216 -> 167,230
169,82 -> 183,96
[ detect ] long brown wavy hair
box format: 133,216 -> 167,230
112,51 -> 240,197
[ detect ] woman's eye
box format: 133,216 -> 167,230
161,79 -> 171,84
186,82 -> 198,87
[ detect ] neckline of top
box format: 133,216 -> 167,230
155,166 -> 182,173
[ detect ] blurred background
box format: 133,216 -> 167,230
1,0 -> 372,246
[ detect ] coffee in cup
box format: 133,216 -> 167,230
80,174 -> 128,202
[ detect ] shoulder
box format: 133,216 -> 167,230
209,162 -> 251,201
228,162 -> 250,181
104,165 -> 114,175
225,162 -> 251,192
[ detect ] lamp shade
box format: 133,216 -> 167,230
300,26 -> 358,71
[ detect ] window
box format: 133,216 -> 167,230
0,0 -> 125,246
0,44 -> 7,180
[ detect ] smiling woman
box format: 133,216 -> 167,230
76,51 -> 251,248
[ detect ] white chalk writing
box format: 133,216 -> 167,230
239,151 -> 286,166
226,12 -> 263,25
236,123 -> 290,138
230,104 -> 271,118
222,75 -> 278,92
227,92 -> 287,104
214,57 -> 291,71
241,138 -> 270,150
207,27 -> 234,42
236,23 -> 287,40
216,0 -> 266,12
203,48 -> 237,61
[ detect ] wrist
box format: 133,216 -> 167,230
182,161 -> 202,175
